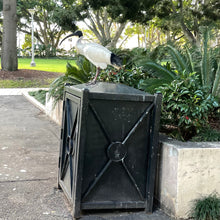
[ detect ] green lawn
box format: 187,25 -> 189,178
0,58 -> 76,73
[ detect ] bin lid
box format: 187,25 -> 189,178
71,82 -> 151,96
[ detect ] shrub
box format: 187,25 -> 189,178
190,194 -> 220,220
98,66 -> 148,89
157,71 -> 219,141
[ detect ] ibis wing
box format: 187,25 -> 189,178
82,43 -> 112,69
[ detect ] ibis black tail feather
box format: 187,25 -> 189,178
110,53 -> 122,68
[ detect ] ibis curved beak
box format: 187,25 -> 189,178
59,33 -> 75,45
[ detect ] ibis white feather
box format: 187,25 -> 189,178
76,38 -> 112,69
60,30 -> 122,83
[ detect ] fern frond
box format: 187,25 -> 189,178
137,59 -> 176,80
185,45 -> 194,73
139,78 -> 171,93
166,45 -> 189,73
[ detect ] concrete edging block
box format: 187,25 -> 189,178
157,136 -> 220,219
23,91 -> 63,126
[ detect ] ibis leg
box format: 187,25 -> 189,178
86,67 -> 100,85
92,67 -> 100,83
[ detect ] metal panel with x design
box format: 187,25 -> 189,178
81,98 -> 156,209
58,94 -> 80,203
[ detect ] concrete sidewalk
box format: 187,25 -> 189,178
0,94 -> 172,220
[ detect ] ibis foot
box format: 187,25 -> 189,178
86,79 -> 97,85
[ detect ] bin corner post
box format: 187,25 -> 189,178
73,88 -> 89,219
145,93 -> 162,213
58,92 -> 67,190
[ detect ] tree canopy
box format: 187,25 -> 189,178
54,0 -> 130,47
79,0 -> 160,24
54,0 -> 220,48
154,0 -> 220,46
17,0 -> 75,56
55,0 -> 160,26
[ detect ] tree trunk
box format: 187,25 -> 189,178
180,19 -> 199,47
110,23 -> 126,48
85,9 -> 127,48
1,0 -> 17,71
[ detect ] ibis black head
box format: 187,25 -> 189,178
73,30 -> 83,37
60,30 -> 83,45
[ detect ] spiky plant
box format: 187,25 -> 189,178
212,63 -> 220,98
136,43 -> 196,93
137,60 -> 176,93
165,44 -> 192,74
48,56 -> 94,105
190,194 -> 220,220
200,27 -> 220,98
138,33 -> 220,98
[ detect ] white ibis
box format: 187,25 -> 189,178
60,30 -> 122,84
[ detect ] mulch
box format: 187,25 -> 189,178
0,69 -> 62,80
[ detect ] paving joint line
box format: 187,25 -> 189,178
0,177 -> 56,183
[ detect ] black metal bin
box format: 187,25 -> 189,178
58,82 -> 162,218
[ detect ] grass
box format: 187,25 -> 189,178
0,58 -> 76,73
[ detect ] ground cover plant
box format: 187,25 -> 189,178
28,90 -> 48,105
190,194 -> 220,220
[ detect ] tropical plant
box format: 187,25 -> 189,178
190,193 -> 220,220
48,56 -> 94,105
138,33 -> 220,99
200,27 -> 220,98
138,60 -> 177,93
157,71 -> 219,141
136,43 -> 192,93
